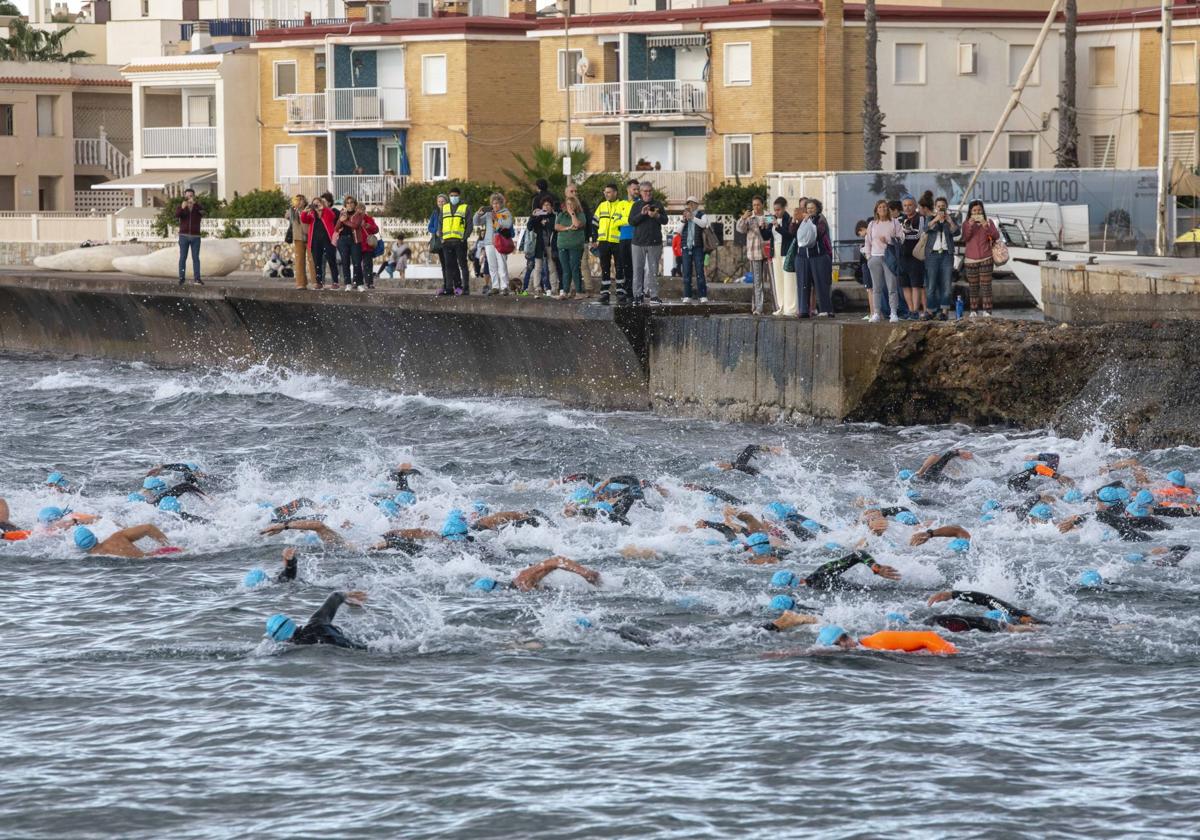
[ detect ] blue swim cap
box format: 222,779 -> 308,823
1063,489 -> 1084,503
1167,469 -> 1187,487
265,614 -> 296,642
885,611 -> 909,624
770,570 -> 799,588
376,499 -> 400,518
186,462 -> 200,472
394,491 -> 417,506
299,532 -> 321,547
703,537 -> 725,546
823,541 -> 842,551
570,487 -> 596,504
981,499 -> 1001,512
1028,503 -> 1053,521
895,511 -> 919,526
472,500 -> 490,516
765,502 -> 797,521
1124,553 -> 1145,564
983,609 -> 1011,623
905,489 -> 922,501
801,519 -> 821,532
143,477 -> 166,492
37,506 -> 64,524
243,568 -> 268,588
472,577 -> 500,592
1134,489 -> 1155,506
1097,486 -> 1123,503
595,501 -> 615,514
441,511 -> 468,540
1023,460 -> 1038,470
606,482 -> 629,492
745,532 -> 772,555
948,537 -> 971,552
46,471 -> 66,487
980,513 -> 995,523
158,496 -> 181,513
1078,570 -> 1104,588
73,526 -> 97,550
898,469 -> 914,481
769,594 -> 796,611
816,625 -> 849,646
1125,503 -> 1149,518
575,617 -> 593,629
1115,486 -> 1131,501
127,493 -> 146,503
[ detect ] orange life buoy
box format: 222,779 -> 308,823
859,630 -> 958,655
2,530 -> 31,541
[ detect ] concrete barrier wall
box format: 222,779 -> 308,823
1043,261 -> 1200,323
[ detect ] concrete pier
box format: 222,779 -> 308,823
1042,258 -> 1200,323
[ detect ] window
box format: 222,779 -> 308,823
894,43 -> 925,85
557,137 -> 584,154
274,144 -> 298,184
723,42 -> 751,86
36,95 -> 55,137
1008,45 -> 1039,86
423,141 -> 448,181
1008,134 -> 1035,169
1090,46 -> 1115,87
187,95 -> 213,127
557,49 -> 583,90
140,0 -> 148,15
724,134 -> 752,177
0,104 -> 12,136
1169,131 -> 1196,167
957,43 -> 977,75
422,54 -> 447,96
1171,42 -> 1197,85
273,62 -> 297,99
894,135 -> 921,170
958,134 -> 976,166
1091,135 -> 1116,168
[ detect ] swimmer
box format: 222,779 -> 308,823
36,505 -> 100,532
813,625 -> 958,655
771,550 -> 900,592
908,524 -> 972,547
761,502 -> 830,543
44,471 -> 76,494
1058,488 -> 1169,542
146,462 -> 207,488
73,524 -> 175,558
762,610 -> 822,632
715,444 -> 783,476
0,498 -> 32,540
260,519 -> 347,547
471,555 -> 601,592
245,547 -> 302,587
682,484 -> 745,505
899,448 -> 974,484
157,496 -> 210,524
264,590 -> 369,650
470,508 -> 550,531
1006,454 -> 1073,492
369,509 -> 483,552
924,591 -> 1044,633
861,506 -> 931,536
270,498 -> 326,524
389,463 -> 422,493
926,590 -> 1044,624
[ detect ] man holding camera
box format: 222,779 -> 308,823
175,188 -> 204,286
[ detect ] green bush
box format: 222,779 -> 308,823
578,174 -> 666,210
702,181 -> 772,216
219,219 -> 248,239
385,179 -> 503,222
152,192 -> 224,238
225,188 -> 288,220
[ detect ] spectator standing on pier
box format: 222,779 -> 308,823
736,195 -> 774,316
772,197 -> 797,316
592,182 -> 628,305
618,178 -> 640,301
356,204 -> 380,291
796,198 -> 834,318
899,196 -> 927,319
923,196 -> 958,320
176,188 -> 204,286
285,194 -> 308,289
961,199 -> 999,318
475,192 -> 514,296
334,195 -> 364,291
556,196 -> 587,300
679,196 -> 710,303
301,193 -> 338,290
428,193 -> 447,285
865,199 -> 903,323
526,197 -> 560,297
629,181 -> 667,305
439,187 -> 471,296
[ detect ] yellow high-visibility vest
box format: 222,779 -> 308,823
441,203 -> 468,240
595,199 -> 631,243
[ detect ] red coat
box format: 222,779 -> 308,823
300,207 -> 336,251
360,214 -> 379,247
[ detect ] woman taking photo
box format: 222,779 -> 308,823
960,199 -> 999,317
863,199 -> 903,322
555,196 -> 587,300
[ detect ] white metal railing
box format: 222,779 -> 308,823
74,137 -> 132,178
277,174 -> 408,207
326,87 -> 408,125
142,126 -> 217,157
284,93 -> 326,131
624,171 -> 710,204
571,79 -> 708,118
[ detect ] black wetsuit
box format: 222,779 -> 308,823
699,520 -> 739,541
470,509 -> 548,531
916,450 -> 962,483
802,551 -> 878,592
729,445 -> 770,476
1154,545 -> 1193,566
379,533 -> 425,554
927,614 -> 1008,633
290,592 -> 367,650
389,468 -> 421,493
1006,454 -> 1062,492
1087,509 -> 1152,542
275,554 -> 299,583
159,464 -> 205,488
153,482 -> 206,504
272,498 -> 324,524
938,590 -> 1040,623
684,484 -> 745,505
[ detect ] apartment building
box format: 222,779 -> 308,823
533,0 -> 861,203
252,1 -> 538,203
0,61 -> 132,211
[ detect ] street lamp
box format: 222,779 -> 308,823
556,0 -> 572,179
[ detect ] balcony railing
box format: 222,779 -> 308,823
327,87 -> 408,126
278,174 -> 408,207
624,170 -> 709,205
285,93 -> 326,131
75,136 -> 131,178
142,126 -> 217,158
180,18 -> 347,40
572,79 -> 708,118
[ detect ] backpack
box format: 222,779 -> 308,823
795,218 -> 817,249
702,223 -> 719,253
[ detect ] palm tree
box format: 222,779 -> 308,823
1055,0 -> 1080,167
862,0 -> 885,170
502,143 -> 592,198
0,18 -> 93,62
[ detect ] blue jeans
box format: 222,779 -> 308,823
178,234 -> 201,281
924,250 -> 953,312
337,234 -> 361,286
681,246 -> 706,298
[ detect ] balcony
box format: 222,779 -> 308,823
623,170 -> 709,207
327,87 -> 408,127
572,80 -> 708,120
285,93 -> 326,132
180,18 -> 347,40
143,127 -> 217,158
278,174 -> 408,207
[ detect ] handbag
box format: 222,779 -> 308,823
702,224 -> 719,253
794,218 -> 817,249
912,231 -> 928,261
366,233 -> 379,249
991,238 -> 1010,266
429,233 -> 443,254
783,239 -> 797,273
493,230 -> 515,255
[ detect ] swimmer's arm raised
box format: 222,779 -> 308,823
116,524 -> 169,546
909,524 -> 970,547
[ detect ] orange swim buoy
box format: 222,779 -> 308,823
2,530 -> 32,541
1034,464 -> 1057,478
859,630 -> 958,655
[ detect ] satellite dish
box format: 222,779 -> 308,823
576,56 -> 592,78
